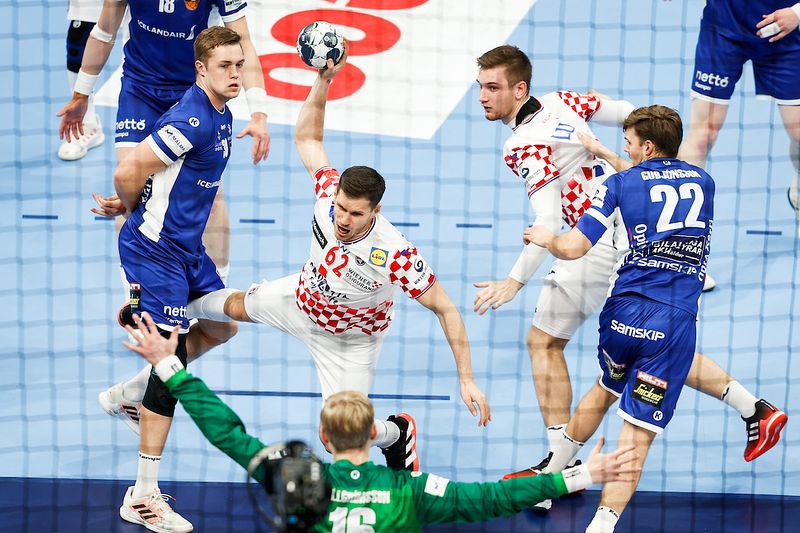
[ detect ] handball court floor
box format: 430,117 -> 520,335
2,1 -> 799,531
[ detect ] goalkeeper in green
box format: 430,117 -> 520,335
122,312 -> 639,531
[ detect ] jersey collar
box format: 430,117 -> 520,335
512,96 -> 542,130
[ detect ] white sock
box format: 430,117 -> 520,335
372,419 -> 401,448
132,452 -> 160,498
186,288 -> 237,322
217,263 -> 230,287
586,506 -> 619,533
722,381 -> 758,418
546,424 -> 566,453
545,431 -> 584,473
119,264 -> 131,304
122,365 -> 152,403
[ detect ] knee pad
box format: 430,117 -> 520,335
66,20 -> 95,73
141,331 -> 188,417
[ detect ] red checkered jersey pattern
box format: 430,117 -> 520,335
504,144 -> 561,197
295,266 -> 394,335
387,247 -> 436,298
557,91 -> 602,121
561,166 -> 596,227
314,166 -> 340,200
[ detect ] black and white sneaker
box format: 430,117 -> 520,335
98,383 -> 141,436
381,413 -> 419,472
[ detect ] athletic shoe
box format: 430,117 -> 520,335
503,453 -> 582,511
57,115 -> 104,161
381,413 -> 419,472
789,188 -> 800,213
743,399 -> 788,462
702,274 -> 716,292
119,486 -> 193,533
98,383 -> 141,436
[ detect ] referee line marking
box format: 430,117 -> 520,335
239,218 -> 275,224
213,390 -> 450,401
22,214 -> 58,220
456,223 -> 492,229
746,229 -> 782,236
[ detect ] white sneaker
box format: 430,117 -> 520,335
119,486 -> 193,533
702,273 -> 716,292
57,115 -> 105,161
532,499 -> 552,511
98,383 -> 141,435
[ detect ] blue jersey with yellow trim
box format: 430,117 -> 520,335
125,83 -> 233,261
122,0 -> 247,88
576,158 -> 715,316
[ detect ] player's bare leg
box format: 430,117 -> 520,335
686,351 -> 787,461
202,188 -> 231,284
185,319 -> 238,363
528,327 -> 572,426
779,104 -> 800,216
586,421 -> 655,533
678,99 -> 729,168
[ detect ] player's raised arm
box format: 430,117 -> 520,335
294,42 -> 349,178
225,16 -> 271,164
57,0 -> 127,142
416,281 -> 491,426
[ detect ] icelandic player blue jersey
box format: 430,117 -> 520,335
122,0 -> 247,88
701,0 -> 800,47
576,158 -> 715,317
125,83 -> 233,261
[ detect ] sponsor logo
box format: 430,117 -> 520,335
189,117 -> 200,127
116,118 -> 147,131
610,319 -> 665,341
224,0 -> 245,12
653,410 -> 663,421
312,216 -> 328,249
355,256 -> 365,266
424,474 -> 450,498
196,179 -> 221,189
344,268 -> 381,293
602,349 -> 626,381
591,184 -> 608,208
694,69 -> 729,89
247,285 -> 259,295
414,258 -> 425,272
632,370 -> 667,408
129,283 -> 141,310
163,305 -> 187,318
369,247 -> 388,267
162,126 -> 191,154
136,19 -> 191,40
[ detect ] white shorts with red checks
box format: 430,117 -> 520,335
243,273 -> 386,398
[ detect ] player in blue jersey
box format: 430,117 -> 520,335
527,106 -> 779,532
90,27 -> 243,532
679,1 -> 800,216
58,0 -> 269,308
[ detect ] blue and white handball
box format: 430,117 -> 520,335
297,21 -> 344,69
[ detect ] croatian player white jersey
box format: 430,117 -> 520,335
120,0 -> 246,88
67,0 -> 102,23
297,167 -> 437,335
503,91 -> 609,228
576,158 -> 715,317
128,84 -> 233,259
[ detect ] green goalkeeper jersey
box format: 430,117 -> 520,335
163,368 -> 571,532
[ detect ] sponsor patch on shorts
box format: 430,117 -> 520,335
632,370 -> 667,408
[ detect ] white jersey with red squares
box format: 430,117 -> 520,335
503,91 -> 610,227
295,167 -> 437,335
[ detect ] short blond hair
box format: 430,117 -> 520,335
320,391 -> 374,452
194,26 -> 241,65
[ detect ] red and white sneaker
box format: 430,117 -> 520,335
58,115 -> 105,161
381,413 -> 420,472
98,383 -> 141,436
119,486 -> 193,533
743,399 -> 788,462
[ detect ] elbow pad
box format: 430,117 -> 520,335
591,99 -> 636,126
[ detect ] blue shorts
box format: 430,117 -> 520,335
692,27 -> 800,104
597,295 -> 696,434
115,77 -> 189,146
118,224 -> 223,332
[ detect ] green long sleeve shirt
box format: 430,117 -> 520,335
164,368 -> 571,532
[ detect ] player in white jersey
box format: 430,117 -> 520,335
472,46 -> 782,493
187,48 -> 491,471
59,0 -> 105,160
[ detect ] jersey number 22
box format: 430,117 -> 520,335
649,183 -> 706,233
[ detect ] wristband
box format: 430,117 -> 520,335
73,69 -> 99,95
155,355 -> 184,383
561,463 -> 594,493
245,87 -> 269,117
90,24 -> 116,44
792,3 -> 800,23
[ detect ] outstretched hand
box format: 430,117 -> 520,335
473,278 -> 523,314
90,192 -> 127,218
522,226 -> 554,247
319,39 -> 349,81
459,380 -> 492,427
236,114 -> 271,164
585,437 -> 640,484
122,312 -> 179,366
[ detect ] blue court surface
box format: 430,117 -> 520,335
2,0 -> 799,532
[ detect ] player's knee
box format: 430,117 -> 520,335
527,327 -> 560,355
199,319 -> 238,345
223,291 -> 251,322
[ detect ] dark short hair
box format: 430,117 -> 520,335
476,45 -> 532,95
338,166 -> 386,208
194,26 -> 242,65
623,105 -> 683,158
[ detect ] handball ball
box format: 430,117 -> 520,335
297,21 -> 344,69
